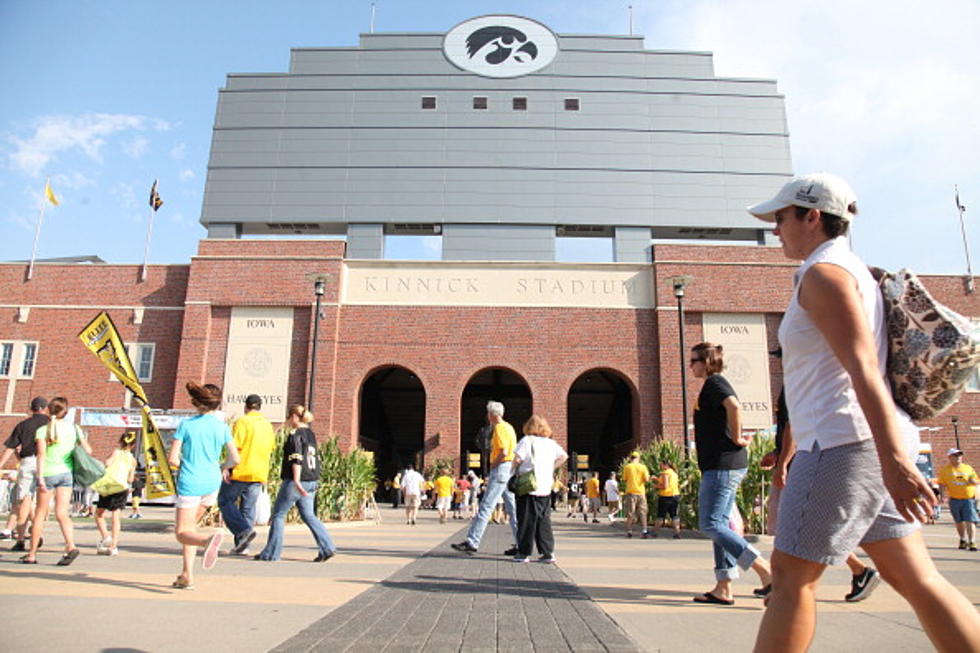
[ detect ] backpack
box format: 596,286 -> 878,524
871,267 -> 980,421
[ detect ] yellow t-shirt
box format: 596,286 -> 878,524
658,468 -> 679,497
434,475 -> 453,498
939,463 -> 978,500
622,461 -> 649,495
585,477 -> 600,499
489,421 -> 517,465
230,411 -> 276,483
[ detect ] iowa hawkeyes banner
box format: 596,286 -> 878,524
78,312 -> 175,498
77,312 -> 147,404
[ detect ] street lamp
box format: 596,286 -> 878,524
952,416 -> 961,450
305,273 -> 333,412
666,275 -> 694,457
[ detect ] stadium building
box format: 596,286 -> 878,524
2,16 -> 976,483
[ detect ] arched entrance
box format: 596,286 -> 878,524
358,366 -> 425,494
567,369 -> 635,477
460,368 -> 532,476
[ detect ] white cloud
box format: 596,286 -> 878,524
110,181 -> 138,210
51,171 -> 94,190
122,135 -> 150,159
6,113 -> 172,177
169,143 -> 186,160
167,211 -> 187,225
178,168 -> 195,181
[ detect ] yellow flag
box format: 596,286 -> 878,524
140,405 -> 177,499
44,180 -> 59,206
77,311 -> 148,404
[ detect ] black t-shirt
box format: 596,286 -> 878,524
4,413 -> 49,458
694,374 -> 747,471
281,427 -> 319,482
774,388 -> 788,455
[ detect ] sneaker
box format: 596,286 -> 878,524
0,530 -> 12,540
959,540 -> 968,550
230,529 -> 256,556
503,546 -> 519,556
108,547 -> 119,557
672,532 -> 682,539
451,541 -> 478,554
133,514 -> 143,519
626,532 -> 633,539
971,544 -> 978,552
538,554 -> 557,564
513,556 -> 530,563
845,568 -> 881,602
641,531 -> 650,539
592,519 -> 599,524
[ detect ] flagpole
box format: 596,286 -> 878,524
140,186 -> 156,283
26,178 -> 50,281
955,186 -> 974,294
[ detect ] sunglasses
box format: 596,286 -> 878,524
689,358 -> 704,365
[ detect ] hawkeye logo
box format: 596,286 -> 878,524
443,15 -> 559,78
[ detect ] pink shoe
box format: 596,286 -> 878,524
202,532 -> 223,570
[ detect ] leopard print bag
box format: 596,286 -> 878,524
872,267 -> 980,421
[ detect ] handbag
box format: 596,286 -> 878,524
91,474 -> 127,496
872,267 -> 980,421
70,426 -> 106,487
507,439 -> 537,497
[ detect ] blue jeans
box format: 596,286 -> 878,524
257,480 -> 335,560
699,468 -> 760,581
465,463 -> 517,549
218,480 -> 262,541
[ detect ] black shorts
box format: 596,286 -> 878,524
656,496 -> 679,519
97,490 -> 129,511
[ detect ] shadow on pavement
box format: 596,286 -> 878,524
0,569 -> 172,594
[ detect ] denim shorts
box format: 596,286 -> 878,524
949,498 -> 979,523
44,471 -> 74,489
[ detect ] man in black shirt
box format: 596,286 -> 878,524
0,397 -> 49,550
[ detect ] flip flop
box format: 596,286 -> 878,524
202,532 -> 223,570
56,549 -> 80,566
171,576 -> 194,590
693,592 -> 735,606
753,584 -> 772,598
19,555 -> 37,564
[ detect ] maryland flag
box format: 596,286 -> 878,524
44,180 -> 59,206
149,179 -> 163,211
77,311 -> 175,498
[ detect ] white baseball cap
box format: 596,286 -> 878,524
948,447 -> 964,456
748,172 -> 858,223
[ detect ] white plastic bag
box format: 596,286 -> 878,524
254,488 -> 271,526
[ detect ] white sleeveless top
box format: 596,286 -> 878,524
777,237 -> 918,452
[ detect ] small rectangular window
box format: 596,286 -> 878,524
473,96 -> 488,110
135,343 -> 154,382
421,96 -> 436,110
564,98 -> 580,111
513,97 -> 527,111
0,343 -> 11,376
20,343 -> 37,377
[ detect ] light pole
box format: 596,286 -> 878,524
305,273 -> 331,412
952,416 -> 961,450
667,275 -> 694,457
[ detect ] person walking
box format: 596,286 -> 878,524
653,461 -> 681,539
167,382 -> 240,589
451,401 -> 518,555
466,471 -> 481,517
690,342 -> 772,606
511,415 -> 567,563
937,447 -> 979,551
604,471 -> 620,523
748,173 -> 980,651
219,394 -> 275,556
94,432 -> 138,556
255,405 -> 336,562
622,453 -> 650,539
434,469 -> 453,524
0,397 -> 48,552
585,471 -> 601,523
400,464 -> 424,525
22,396 -> 92,566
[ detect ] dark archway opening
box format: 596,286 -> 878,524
459,368 -> 532,476
567,369 -> 635,479
358,366 -> 425,497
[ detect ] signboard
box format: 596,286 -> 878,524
223,307 -> 294,422
468,452 -> 482,469
576,454 -> 589,470
701,313 -> 773,430
443,15 -> 559,78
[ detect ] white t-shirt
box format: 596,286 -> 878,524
513,435 -> 567,497
604,478 -> 620,501
400,469 -> 424,496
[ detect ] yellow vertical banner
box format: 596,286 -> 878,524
139,404 -> 176,499
77,311 -> 175,497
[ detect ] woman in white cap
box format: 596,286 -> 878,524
749,173 -> 980,651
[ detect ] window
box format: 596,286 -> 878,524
473,96 -> 488,110
421,96 -> 436,110
107,343 -> 155,383
969,320 -> 980,392
564,98 -> 580,111
21,343 -> 37,377
0,343 -> 11,376
512,97 -> 527,111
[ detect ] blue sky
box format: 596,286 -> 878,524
2,0 -> 978,275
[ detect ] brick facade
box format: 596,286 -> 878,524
2,240 -> 977,471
